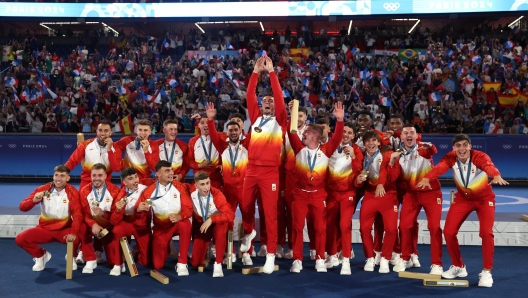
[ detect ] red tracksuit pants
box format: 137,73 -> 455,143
80,223 -> 114,265
284,171 -> 316,251
16,226 -> 80,258
326,190 -> 356,258
191,221 -> 228,267
241,165 -> 279,254
444,194 -> 495,269
291,188 -> 327,261
223,184 -> 250,253
258,187 -> 285,250
373,191 -> 419,255
359,191 -> 398,260
109,221 -> 151,267
151,219 -> 192,269
400,190 -> 443,265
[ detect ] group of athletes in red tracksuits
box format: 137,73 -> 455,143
16,57 -> 508,287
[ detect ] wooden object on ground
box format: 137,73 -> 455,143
150,270 -> 169,284
242,265 -> 279,275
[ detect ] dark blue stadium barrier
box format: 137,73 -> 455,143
0,134 -> 526,179
0,134 -> 192,178
421,135 -> 528,179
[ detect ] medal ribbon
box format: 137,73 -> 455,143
337,142 -> 352,154
135,137 -> 141,150
307,146 -> 320,178
198,192 -> 211,222
164,141 -> 176,163
228,143 -> 240,174
363,149 -> 380,170
401,143 -> 417,156
125,187 -> 136,198
92,184 -> 107,204
199,136 -> 213,162
456,152 -> 473,189
149,182 -> 172,202
256,116 -> 272,130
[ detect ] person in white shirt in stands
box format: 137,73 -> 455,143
31,116 -> 43,133
374,116 -> 384,131
366,35 -> 376,51
374,111 -> 385,123
367,99 -> 379,115
414,96 -> 429,114
417,104 -> 429,121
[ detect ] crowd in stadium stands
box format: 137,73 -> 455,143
1,20 -> 528,135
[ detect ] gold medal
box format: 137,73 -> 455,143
91,200 -> 100,207
396,148 -> 405,155
361,169 -> 369,176
122,197 -> 128,204
43,191 -> 50,199
146,199 -> 152,206
254,127 -> 262,133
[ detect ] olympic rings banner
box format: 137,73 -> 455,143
1,1 -> 528,18
0,134 -> 526,179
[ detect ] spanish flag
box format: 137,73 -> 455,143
482,82 -> 501,92
497,93 -> 518,107
513,87 -> 528,103
119,115 -> 134,135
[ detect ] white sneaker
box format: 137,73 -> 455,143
310,249 -> 316,261
393,258 -> 413,272
411,253 -> 421,268
64,254 -> 78,270
275,245 -> 285,258
364,257 -> 375,272
240,230 -> 256,253
32,251 -> 51,271
340,259 -> 351,275
379,257 -> 390,274
290,260 -> 302,273
75,251 -> 85,264
478,270 -> 493,288
176,263 -> 189,276
95,251 -> 105,264
284,249 -> 293,259
241,252 -> 253,266
223,253 -> 237,265
250,246 -> 256,257
390,252 -> 401,266
315,259 -> 327,273
429,264 -> 443,275
374,251 -> 381,265
109,264 -> 124,276
338,250 -> 355,264
213,262 -> 224,278
442,265 -> 468,279
325,254 -> 339,268
82,260 -> 97,274
257,245 -> 267,257
263,254 -> 275,274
